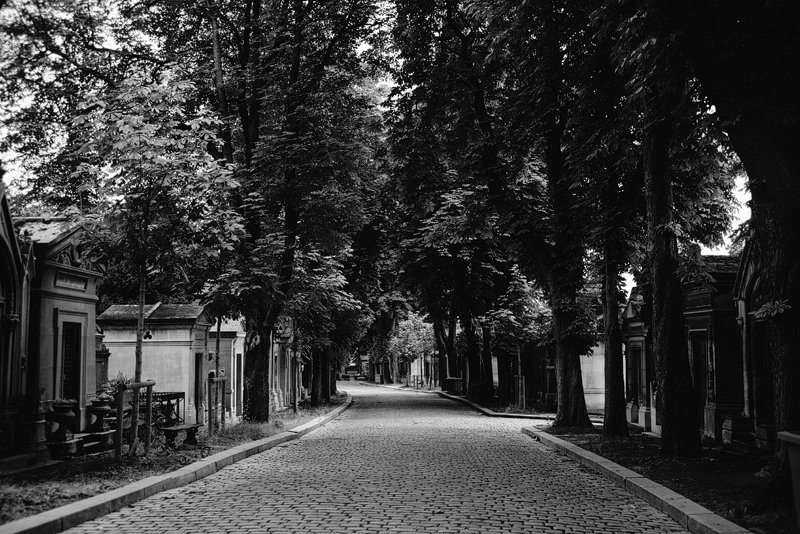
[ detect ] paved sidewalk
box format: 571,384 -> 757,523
64,384 -> 687,533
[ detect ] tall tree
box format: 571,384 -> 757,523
569,7 -> 644,437
286,251 -> 367,404
486,0 -> 595,428
72,70 -> 242,452
484,265 -> 552,405
606,0 -> 738,454
145,0 -> 381,420
0,0 -> 163,207
652,0 -> 800,481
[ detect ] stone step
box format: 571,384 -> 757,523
79,439 -> 105,454
0,450 -> 53,475
47,438 -> 81,459
76,430 -> 116,450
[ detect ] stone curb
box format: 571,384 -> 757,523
521,427 -> 752,534
0,396 -> 354,534
359,382 -> 439,395
437,391 -> 558,421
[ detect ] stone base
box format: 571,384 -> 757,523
271,388 -> 285,412
47,438 -> 81,459
626,402 -> 639,425
77,429 -> 116,450
722,414 -> 756,453
704,403 -> 742,443
777,432 -> 800,528
638,406 -> 652,432
650,388 -> 662,435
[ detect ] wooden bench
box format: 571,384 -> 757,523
161,423 -> 202,448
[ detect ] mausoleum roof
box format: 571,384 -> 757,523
98,302 -> 208,323
15,217 -> 76,244
700,254 -> 741,274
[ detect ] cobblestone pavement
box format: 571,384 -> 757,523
65,384 -> 688,533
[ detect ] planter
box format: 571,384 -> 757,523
89,397 -> 113,432
777,431 -> 800,528
50,402 -> 77,442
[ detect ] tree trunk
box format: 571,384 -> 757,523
305,349 -> 314,397
129,267 -> 146,456
543,155 -> 593,430
462,315 -> 481,397
447,312 -> 459,378
244,323 -> 271,422
603,251 -> 629,437
550,287 -> 592,428
238,0 -> 263,169
321,350 -> 331,404
481,325 -> 494,398
643,116 -> 701,456
214,317 -> 222,428
433,320 -> 449,381
210,15 -> 233,163
389,352 -> 400,384
540,6 -> 593,430
311,347 -> 322,406
241,0 -> 301,421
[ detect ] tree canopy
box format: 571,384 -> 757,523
3,0 -> 797,488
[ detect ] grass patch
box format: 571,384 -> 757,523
546,427 -> 795,534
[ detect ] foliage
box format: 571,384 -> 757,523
70,68 -> 243,290
483,265 -> 551,347
753,299 -> 792,320
0,0 -> 162,208
386,312 -> 435,365
105,372 -> 131,393
0,0 -> 760,442
286,250 -> 370,362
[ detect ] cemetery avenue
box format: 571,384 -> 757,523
63,385 -> 688,534
2,1 -> 799,533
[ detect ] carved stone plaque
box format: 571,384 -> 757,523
55,271 -> 88,291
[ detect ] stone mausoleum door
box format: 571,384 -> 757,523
689,333 -> 708,425
61,322 -> 82,400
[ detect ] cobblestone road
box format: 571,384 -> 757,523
65,384 -> 687,533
